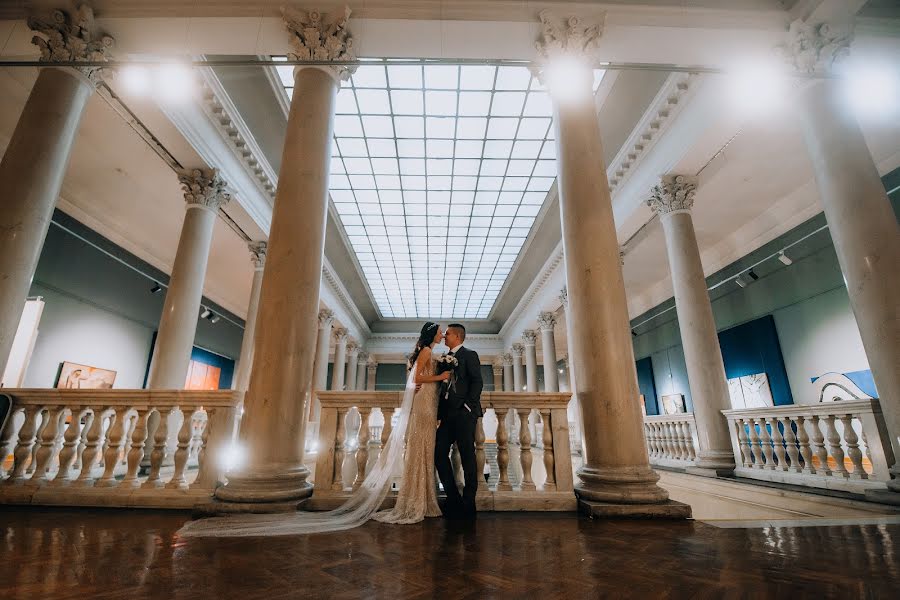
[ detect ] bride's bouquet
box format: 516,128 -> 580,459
435,354 -> 458,390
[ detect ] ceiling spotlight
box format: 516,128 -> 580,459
200,307 -> 211,319
149,283 -> 162,294
209,313 -> 221,324
735,270 -> 760,288
778,251 -> 793,266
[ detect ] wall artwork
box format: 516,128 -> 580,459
727,373 -> 775,409
55,361 -> 116,389
661,393 -> 686,415
184,359 -> 222,391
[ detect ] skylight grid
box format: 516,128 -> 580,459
275,59 -> 604,318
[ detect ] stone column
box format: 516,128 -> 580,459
648,176 -> 735,474
537,13 -> 674,513
492,361 -> 504,392
511,344 -> 525,392
0,8 -> 112,375
234,242 -> 267,391
215,7 -> 355,506
522,330 -> 538,392
538,312 -> 559,392
502,353 -> 514,391
147,170 -> 230,388
355,351 -> 368,390
312,309 -> 334,392
331,328 -> 349,390
345,342 -> 359,391
366,361 -> 378,391
560,287 -> 584,456
783,19 -> 900,493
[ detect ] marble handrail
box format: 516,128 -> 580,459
721,400 -> 895,493
643,413 -> 698,467
312,391 -> 575,506
0,389 -> 241,508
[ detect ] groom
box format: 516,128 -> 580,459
435,323 -> 483,519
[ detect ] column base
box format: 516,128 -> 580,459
685,466 -> 735,478
579,498 -> 692,519
575,465 -> 670,504
694,450 -> 736,474
214,464 -> 313,504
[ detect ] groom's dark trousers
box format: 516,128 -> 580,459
435,411 -> 478,515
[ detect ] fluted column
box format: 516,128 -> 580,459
511,344 -> 525,392
366,361 -> 378,391
783,19 -> 900,492
538,312 -> 559,392
345,342 -> 359,391
0,8 -> 112,375
502,353 -> 514,391
537,13 -> 670,509
216,7 -> 354,505
649,176 -> 735,474
492,362 -> 504,392
522,330 -> 538,392
147,170 -> 230,388
234,242 -> 267,391
331,328 -> 349,390
355,352 -> 368,390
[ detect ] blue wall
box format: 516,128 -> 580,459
717,315 -> 793,406
635,357 -> 659,415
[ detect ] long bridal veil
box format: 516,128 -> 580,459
178,368 -> 418,538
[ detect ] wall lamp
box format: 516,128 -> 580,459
150,283 -> 162,294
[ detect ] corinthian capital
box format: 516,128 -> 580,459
318,308 -> 334,328
535,11 -> 603,64
178,169 -> 231,211
648,175 -> 697,216
282,6 -> 356,82
522,330 -> 537,345
777,19 -> 853,75
347,340 -> 359,354
28,5 -> 115,84
333,327 -> 349,342
537,312 -> 556,332
248,241 -> 267,269
511,343 -> 524,358
501,352 -> 513,367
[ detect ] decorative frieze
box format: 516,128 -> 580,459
282,6 -> 357,81
537,312 -> 557,332
28,5 -> 114,84
178,168 -> 231,211
777,19 -> 853,75
648,175 -> 697,216
248,241 -> 267,269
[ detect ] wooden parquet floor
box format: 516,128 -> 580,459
1,507 -> 898,599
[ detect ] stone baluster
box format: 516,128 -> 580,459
809,415 -> 829,475
665,423 -> 677,459
189,417 -> 203,464
95,410 -> 129,487
824,415 -> 848,477
746,418 -> 762,468
380,407 -> 393,454
770,418 -> 787,471
736,418 -> 752,467
683,422 -> 697,461
123,409 -> 151,487
53,408 -> 84,485
758,417 -> 775,469
495,408 -> 512,491
781,417 -> 801,473
643,423 -> 653,458
796,416 -> 814,474
28,407 -> 65,485
861,430 -> 873,476
475,417 -> 487,494
166,408 -> 194,490
517,409 -> 535,491
353,408 -> 371,490
27,409 -> 49,475
0,413 -> 20,479
541,409 -> 556,490
8,406 -> 39,482
75,408 -> 108,485
675,422 -> 689,460
332,408 -> 347,491
73,411 -> 93,472
654,423 -> 664,459
841,415 -> 865,479
193,409 -> 215,488
143,408 -> 170,487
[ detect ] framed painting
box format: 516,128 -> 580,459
55,361 -> 116,389
661,393 -> 686,415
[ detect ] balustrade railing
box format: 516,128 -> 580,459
722,400 -> 896,493
311,390 -> 575,511
0,389 -> 240,508
643,413 -> 698,468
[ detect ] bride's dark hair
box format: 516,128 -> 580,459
408,322 -> 439,370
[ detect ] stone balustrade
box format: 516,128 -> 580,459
310,390 -> 575,511
0,389 -> 241,508
721,400 -> 896,493
643,413 -> 699,468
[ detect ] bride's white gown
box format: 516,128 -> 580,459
177,361 -> 439,538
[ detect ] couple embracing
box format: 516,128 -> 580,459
375,322 -> 483,523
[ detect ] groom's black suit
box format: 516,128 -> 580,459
435,346 -> 483,517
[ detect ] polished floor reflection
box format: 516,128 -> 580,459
1,507 -> 898,598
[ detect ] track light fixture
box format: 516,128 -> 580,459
200,307 -> 211,319
150,283 -> 162,294
778,251 -> 793,266
735,269 -> 759,288
209,313 -> 221,324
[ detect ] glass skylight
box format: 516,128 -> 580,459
275,59 -> 604,319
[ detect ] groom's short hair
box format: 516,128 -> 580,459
448,323 -> 466,341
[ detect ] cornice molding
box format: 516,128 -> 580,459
322,255 -> 372,338
498,240 -> 565,339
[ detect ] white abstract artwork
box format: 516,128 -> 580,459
727,373 -> 775,409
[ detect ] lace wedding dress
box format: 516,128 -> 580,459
178,362 -> 438,538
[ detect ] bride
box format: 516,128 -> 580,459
178,322 -> 450,537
